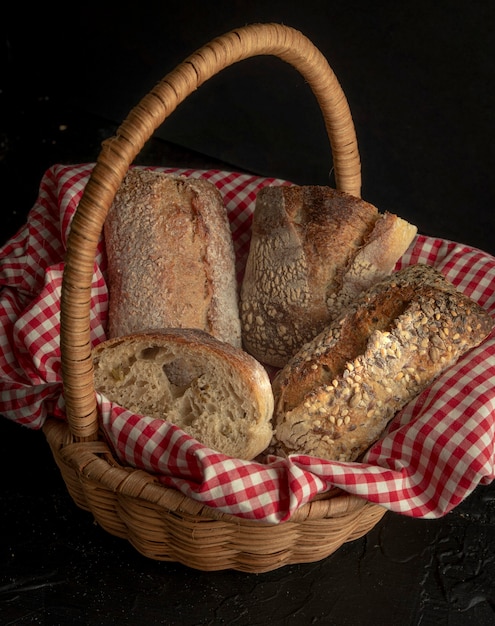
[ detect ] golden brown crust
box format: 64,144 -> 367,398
271,264 -> 494,462
240,185 -> 417,367
104,169 -> 241,346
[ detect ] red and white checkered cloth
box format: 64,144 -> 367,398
2,163 -> 495,523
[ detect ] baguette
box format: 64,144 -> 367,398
240,185 -> 417,367
104,169 -> 241,347
93,328 -> 274,460
271,264 -> 494,462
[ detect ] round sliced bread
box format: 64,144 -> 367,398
93,328 -> 274,460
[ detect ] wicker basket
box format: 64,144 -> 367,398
43,23 -> 387,574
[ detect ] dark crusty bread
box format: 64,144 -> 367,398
93,328 -> 274,460
104,169 -> 241,346
271,264 -> 494,462
240,185 -> 417,367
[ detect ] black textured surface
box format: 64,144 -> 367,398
2,3 -> 495,624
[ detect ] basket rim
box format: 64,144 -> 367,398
43,417 -> 384,526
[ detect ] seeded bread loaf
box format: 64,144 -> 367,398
271,264 -> 494,462
104,168 -> 241,346
93,328 -> 274,460
240,185 -> 417,367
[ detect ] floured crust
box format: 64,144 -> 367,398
104,169 -> 241,346
271,264 -> 494,462
337,212 -> 418,305
240,185 -> 417,367
93,328 -> 274,460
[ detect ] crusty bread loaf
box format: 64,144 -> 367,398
271,264 -> 494,462
93,328 -> 274,460
240,185 -> 417,367
104,169 -> 241,347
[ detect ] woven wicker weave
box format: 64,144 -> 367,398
43,22 -> 387,573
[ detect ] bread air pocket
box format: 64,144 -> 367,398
93,328 -> 274,461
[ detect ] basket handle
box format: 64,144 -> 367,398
60,22 -> 361,440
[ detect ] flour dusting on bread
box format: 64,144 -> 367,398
105,169 -> 241,346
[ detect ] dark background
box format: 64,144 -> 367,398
2,1 -> 495,624
3,0 -> 495,254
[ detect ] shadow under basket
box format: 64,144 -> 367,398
49,22 -> 388,573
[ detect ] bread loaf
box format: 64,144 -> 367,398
240,185 -> 417,367
271,264 -> 494,462
104,169 -> 241,346
93,328 -> 274,460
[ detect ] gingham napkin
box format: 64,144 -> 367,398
1,163 -> 495,523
